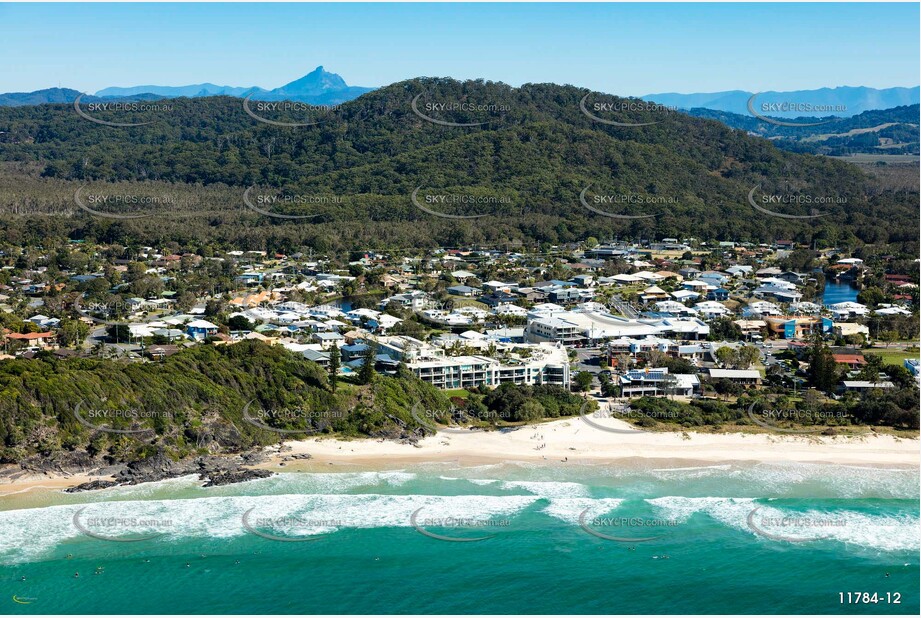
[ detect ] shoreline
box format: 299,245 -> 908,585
264,417 -> 919,469
1,418 -> 917,497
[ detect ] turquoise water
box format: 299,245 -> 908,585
1,462 -> 918,614
823,281 -> 860,305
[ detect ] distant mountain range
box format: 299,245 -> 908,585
682,104 -> 919,157
642,86 -> 920,117
0,66 -> 375,107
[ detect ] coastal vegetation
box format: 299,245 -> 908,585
0,340 -> 451,464
0,78 -> 917,257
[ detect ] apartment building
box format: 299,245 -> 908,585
407,347 -> 570,389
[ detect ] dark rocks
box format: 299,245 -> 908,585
63,449 -> 275,492
280,453 -> 313,462
19,450 -> 98,475
64,480 -> 118,493
202,468 -> 272,487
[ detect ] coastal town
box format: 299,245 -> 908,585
2,237 -> 917,413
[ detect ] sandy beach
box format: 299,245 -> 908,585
2,418 -> 916,496
267,417 -> 920,468
0,472 -> 102,498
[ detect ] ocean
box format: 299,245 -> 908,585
1,461 -> 918,614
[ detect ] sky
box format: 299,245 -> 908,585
1,2 -> 918,95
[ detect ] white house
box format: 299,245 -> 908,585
694,301 -> 729,319
827,302 -> 869,320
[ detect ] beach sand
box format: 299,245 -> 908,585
2,418 -> 916,495
0,473 -> 102,498
266,417 -> 920,468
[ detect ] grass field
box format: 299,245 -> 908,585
442,388 -> 473,399
864,347 -> 920,366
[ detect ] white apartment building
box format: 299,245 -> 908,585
407,346 -> 570,390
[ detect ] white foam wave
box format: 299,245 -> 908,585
651,464 -> 732,473
541,498 -> 625,524
499,480 -> 590,498
0,492 -> 536,564
647,496 -> 919,552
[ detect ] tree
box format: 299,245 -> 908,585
807,334 -> 838,393
715,346 -> 737,368
106,324 -> 130,343
573,371 -> 594,392
58,318 -> 89,348
226,315 -> 253,331
857,286 -> 887,308
517,399 -> 546,422
358,342 -> 378,385
736,346 -> 760,369
600,380 -> 620,397
707,317 -> 743,342
328,344 -> 341,391
712,378 -> 743,400
856,354 -> 885,384
646,348 -> 667,368
878,330 -> 899,348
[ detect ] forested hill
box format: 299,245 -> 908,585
0,341 -> 451,465
0,78 -> 917,253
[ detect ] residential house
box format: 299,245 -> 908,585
447,285 -> 481,297
5,331 -> 58,351
832,353 -> 866,370
694,301 -> 730,319
618,367 -> 700,397
185,319 -> 219,340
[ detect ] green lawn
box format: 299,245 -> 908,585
865,347 -> 920,366
442,388 -> 473,399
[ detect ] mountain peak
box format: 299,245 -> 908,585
274,66 -> 348,97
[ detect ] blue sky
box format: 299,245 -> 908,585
1,2 -> 918,95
